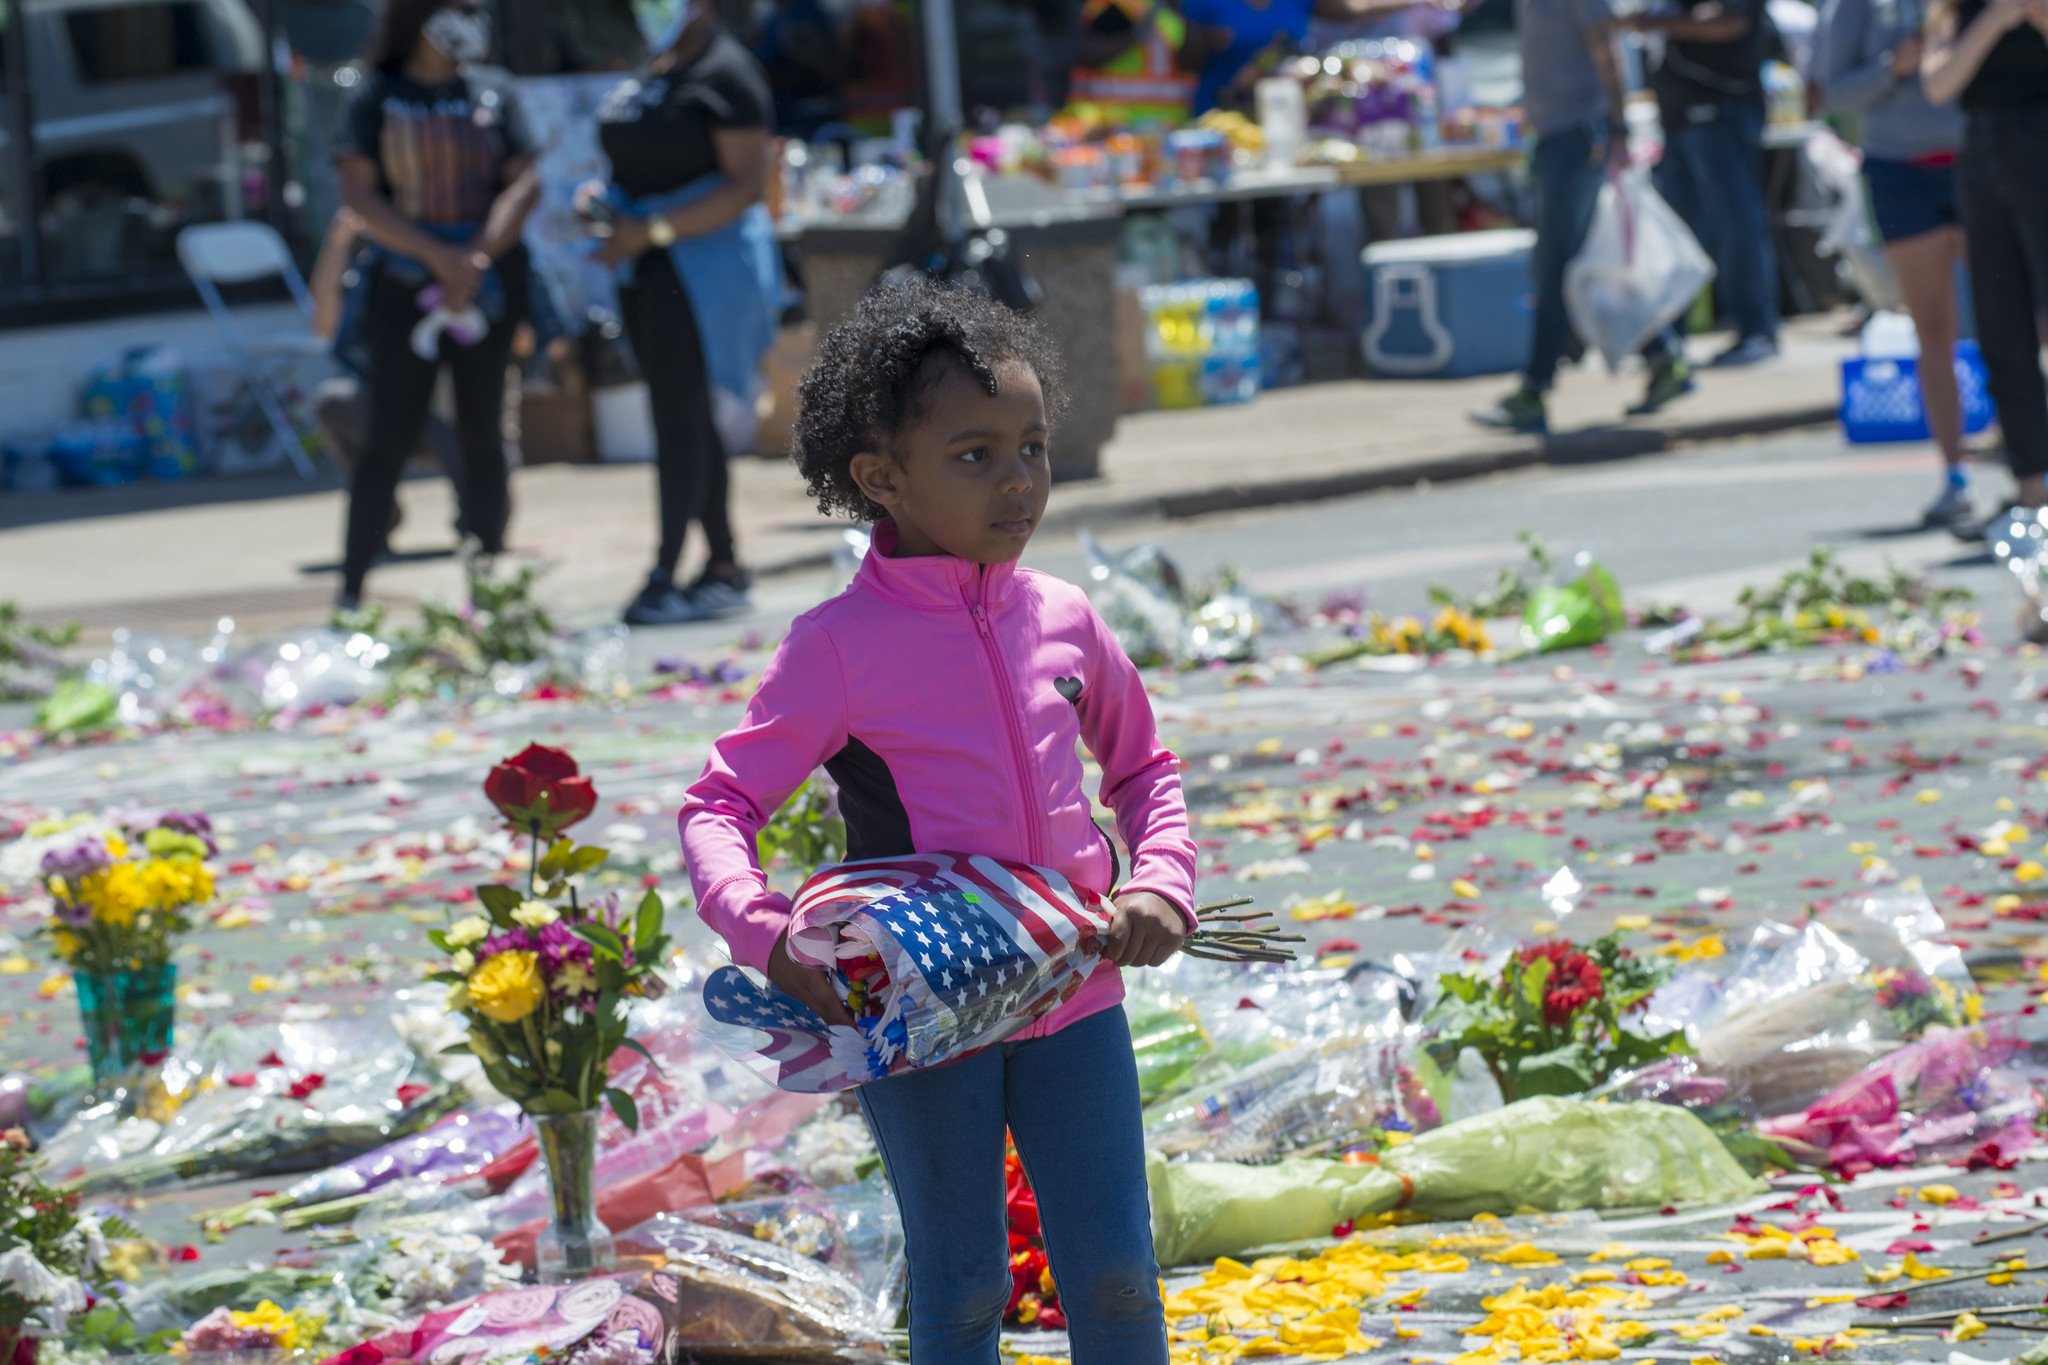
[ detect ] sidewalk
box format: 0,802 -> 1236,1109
0,315 -> 1853,640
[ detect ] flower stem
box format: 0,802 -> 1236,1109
528,821 -> 541,897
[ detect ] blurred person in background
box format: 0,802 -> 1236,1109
333,0 -> 538,611
1630,0 -> 1783,367
306,207 -> 468,547
1923,0 -> 2048,524
589,0 -> 781,626
1470,0 -> 1695,435
1818,0 -> 1973,526
756,0 -> 846,137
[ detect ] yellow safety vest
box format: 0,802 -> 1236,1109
1070,0 -> 1194,128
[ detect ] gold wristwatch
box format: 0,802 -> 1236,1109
646,214 -> 676,248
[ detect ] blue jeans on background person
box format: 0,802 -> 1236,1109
856,1005 -> 1169,1365
1655,96 -> 1779,345
1526,121 -> 1684,391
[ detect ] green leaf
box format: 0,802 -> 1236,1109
1519,956 -> 1553,1011
571,922 -> 627,959
634,890 -> 664,955
605,1086 -> 641,1133
570,847 -> 609,875
527,1088 -> 587,1116
618,1036 -> 661,1073
438,1041 -> 476,1058
427,930 -> 451,953
477,884 -> 523,919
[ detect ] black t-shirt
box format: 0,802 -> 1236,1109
339,68 -> 533,227
1955,0 -> 2048,110
1650,0 -> 1775,118
597,31 -> 773,201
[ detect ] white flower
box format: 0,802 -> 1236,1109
450,950 -> 475,975
445,916 -> 490,948
0,1246 -> 89,1329
446,981 -> 471,1013
511,900 -> 559,928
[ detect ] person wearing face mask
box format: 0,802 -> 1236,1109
586,1 -> 781,627
332,0 -> 540,612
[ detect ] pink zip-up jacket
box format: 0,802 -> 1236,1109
678,521 -> 1198,1041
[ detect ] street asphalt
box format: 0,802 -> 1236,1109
5,425 -> 2048,1363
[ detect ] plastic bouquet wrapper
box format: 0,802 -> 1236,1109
320,1273 -> 670,1365
1987,505 -> 2048,644
209,1107 -> 528,1231
37,1016 -> 448,1194
620,1178 -> 904,1344
1129,955 -> 1421,1113
1145,1096 -> 1764,1266
1145,1030 -> 1439,1163
1519,552 -> 1624,654
702,853 -> 1115,1093
1607,895 -> 1984,1121
1758,1023 -> 2038,1175
1077,529 -> 1274,667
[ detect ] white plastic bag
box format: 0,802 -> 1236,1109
1565,168 -> 1716,369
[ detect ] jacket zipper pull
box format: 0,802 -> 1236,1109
971,603 -> 992,637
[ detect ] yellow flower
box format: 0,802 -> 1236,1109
445,915 -> 490,948
512,900 -> 560,928
2019,861 -> 2046,885
1947,1312 -> 1988,1343
468,950 -> 545,1024
228,1301 -> 323,1352
1919,1184 -> 1960,1206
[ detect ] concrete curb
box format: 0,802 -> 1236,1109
745,399 -> 1840,579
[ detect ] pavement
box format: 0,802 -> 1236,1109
7,423 -> 2048,1362
0,314 -> 1858,644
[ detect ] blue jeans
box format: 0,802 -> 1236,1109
1527,122 -> 1683,391
1655,97 -> 1779,344
856,1005 -> 1169,1365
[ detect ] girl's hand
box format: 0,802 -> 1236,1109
1105,892 -> 1188,969
432,245 -> 487,313
573,179 -> 609,220
766,931 -> 854,1026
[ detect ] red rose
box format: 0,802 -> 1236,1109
484,745 -> 597,837
286,1073 -> 326,1100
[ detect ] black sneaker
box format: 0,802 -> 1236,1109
1709,335 -> 1778,368
623,582 -> 720,627
686,566 -> 753,618
1627,359 -> 1696,416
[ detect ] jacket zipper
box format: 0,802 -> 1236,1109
968,571 -> 1046,867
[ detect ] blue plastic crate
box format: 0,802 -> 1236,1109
1840,340 -> 1996,444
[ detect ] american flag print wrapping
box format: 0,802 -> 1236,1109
699,853 -> 1115,1093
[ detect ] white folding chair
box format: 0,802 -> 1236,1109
177,222 -> 329,480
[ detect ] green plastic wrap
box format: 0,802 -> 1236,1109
1521,563 -> 1624,654
1147,1097 -> 1764,1266
1128,1000 -> 1214,1108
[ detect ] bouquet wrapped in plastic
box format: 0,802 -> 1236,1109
1146,1096 -> 1763,1266
703,854 -> 1116,1092
1759,1023 -> 2038,1175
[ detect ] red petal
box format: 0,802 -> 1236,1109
509,744 -> 579,782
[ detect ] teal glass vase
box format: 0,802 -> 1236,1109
74,961 -> 178,1086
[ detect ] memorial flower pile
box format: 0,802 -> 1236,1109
36,812 -> 215,973
1004,1149 -> 1064,1331
431,745 -> 668,1131
0,1129 -> 129,1360
1425,934 -> 1687,1103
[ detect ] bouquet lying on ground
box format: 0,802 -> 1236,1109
1,1128 -> 132,1359
37,810 -> 215,972
1425,933 -> 1687,1103
704,854 -> 1297,1093
1146,1096 -> 1763,1266
431,745 -> 668,1131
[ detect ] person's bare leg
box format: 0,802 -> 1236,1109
1885,225 -> 1968,467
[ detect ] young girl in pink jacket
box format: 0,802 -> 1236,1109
679,278 -> 1195,1363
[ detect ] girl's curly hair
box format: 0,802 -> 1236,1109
792,275 -> 1068,521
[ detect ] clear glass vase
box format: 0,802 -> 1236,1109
533,1109 -> 614,1281
74,961 -> 178,1087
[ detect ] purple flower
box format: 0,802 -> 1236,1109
41,839 -> 111,883
158,811 -> 218,855
535,921 -> 593,974
477,929 -> 541,961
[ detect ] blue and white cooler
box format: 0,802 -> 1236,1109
1361,229 -> 1535,379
